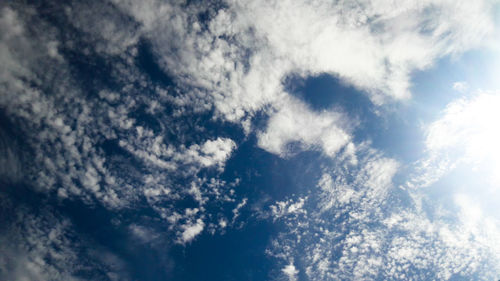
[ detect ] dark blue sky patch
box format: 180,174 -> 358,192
57,198 -> 175,280
189,0 -> 229,32
282,72 -> 426,162
62,47 -> 119,97
283,73 -> 373,113
127,105 -> 163,133
136,39 -> 176,88
0,110 -> 38,184
99,138 -> 152,178
170,220 -> 276,281
221,134 -> 327,204
159,108 -> 246,148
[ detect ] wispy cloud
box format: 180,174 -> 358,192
266,141 -> 500,280
2,0 -> 500,278
0,128 -> 22,184
0,196 -> 129,281
116,0 -> 497,117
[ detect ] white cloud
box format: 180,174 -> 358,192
266,146 -> 399,278
231,197 -> 247,224
382,203 -> 500,280
425,92 -> 500,162
185,137 -> 236,168
120,135 -> 236,171
105,0 -> 499,164
266,140 -> 500,280
282,262 -> 299,281
218,218 -> 227,229
179,219 -> 205,244
2,0 -> 494,217
406,91 -> 500,189
0,1 -> 242,247
270,197 -> 307,221
258,97 -> 351,157
129,224 -> 160,244
114,0 -> 497,124
318,149 -> 399,214
2,0 -> 500,277
66,1 -> 140,55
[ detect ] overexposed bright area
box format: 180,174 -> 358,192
426,91 -> 500,186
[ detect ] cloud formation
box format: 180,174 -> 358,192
110,0 -> 498,163
266,142 -> 500,280
406,90 -> 500,189
257,96 -> 351,157
1,0 -> 500,279
0,196 -> 129,281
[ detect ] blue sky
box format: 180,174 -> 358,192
1,0 -> 500,280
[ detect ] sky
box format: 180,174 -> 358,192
1,0 -> 500,280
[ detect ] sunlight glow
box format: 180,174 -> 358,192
426,91 -> 500,187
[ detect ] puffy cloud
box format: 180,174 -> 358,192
114,0 -> 497,122
180,219 -> 205,244
425,92 -> 500,160
270,197 -> 307,221
185,137 -> 236,168
258,97 -> 351,157
282,262 -> 299,281
105,0 -> 499,164
3,0 -> 496,210
231,197 -> 247,224
119,135 -> 236,171
0,0 -> 242,247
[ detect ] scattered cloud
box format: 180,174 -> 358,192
282,262 -> 299,281
129,224 -> 160,244
270,197 -> 307,221
1,0 -> 500,278
231,197 -> 247,224
179,218 -> 205,244
0,196 -> 129,281
0,0 -> 243,246
266,142 -> 500,280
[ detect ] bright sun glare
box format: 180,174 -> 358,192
426,91 -> 500,189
